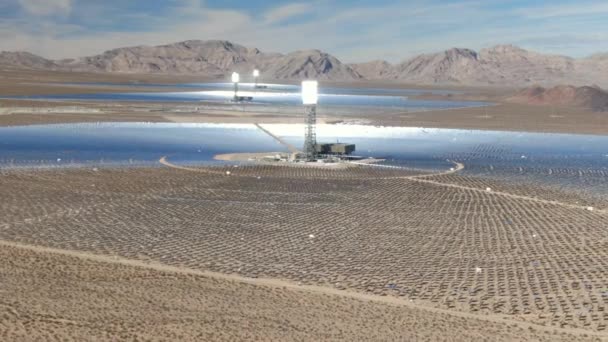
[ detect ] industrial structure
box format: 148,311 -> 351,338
231,71 -> 253,102
253,69 -> 260,88
315,143 -> 356,155
228,77 -> 355,162
231,72 -> 240,102
299,80 -> 355,162
301,80 -> 318,161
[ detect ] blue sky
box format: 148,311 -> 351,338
1,0 -> 607,62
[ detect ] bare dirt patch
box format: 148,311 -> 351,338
2,243 -> 597,341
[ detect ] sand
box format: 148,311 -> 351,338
2,241 -> 600,341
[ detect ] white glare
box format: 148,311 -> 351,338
231,72 -> 240,83
253,69 -> 260,77
301,80 -> 318,105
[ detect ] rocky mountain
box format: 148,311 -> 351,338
50,40 -> 359,81
61,40 -> 270,77
508,85 -> 608,111
263,49 -> 361,80
395,48 -> 500,84
64,41 -> 227,75
478,45 -> 575,83
349,60 -> 397,79
1,41 -> 608,86
350,44 -> 607,87
577,53 -> 608,80
0,51 -> 59,70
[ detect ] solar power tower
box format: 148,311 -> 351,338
231,72 -> 239,101
301,80 -> 318,161
253,69 -> 260,88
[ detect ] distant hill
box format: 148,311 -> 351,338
350,45 -> 608,87
262,49 -> 361,80
508,85 -> 608,111
1,41 -> 607,86
395,48 -> 498,84
349,60 -> 397,79
3,40 -> 361,81
349,45 -> 585,86
0,51 -> 61,70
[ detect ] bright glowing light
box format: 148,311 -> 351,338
301,80 -> 318,105
253,69 -> 260,77
231,72 -> 240,83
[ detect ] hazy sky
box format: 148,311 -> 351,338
1,0 -> 607,63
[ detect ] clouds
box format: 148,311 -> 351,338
18,0 -> 72,16
263,3 -> 312,24
516,2 -> 608,19
1,0 -> 607,63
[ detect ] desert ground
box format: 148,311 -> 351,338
2,163 -> 608,340
2,242 -> 600,342
2,68 -> 608,341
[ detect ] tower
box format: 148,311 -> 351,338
301,80 -> 318,161
231,72 -> 240,101
253,69 -> 260,89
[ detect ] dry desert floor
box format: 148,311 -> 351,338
2,241 -> 599,342
1,164 -> 608,341
2,68 -> 608,341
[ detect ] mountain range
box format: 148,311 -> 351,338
1,40 -> 607,87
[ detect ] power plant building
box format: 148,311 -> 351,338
315,143 -> 356,155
